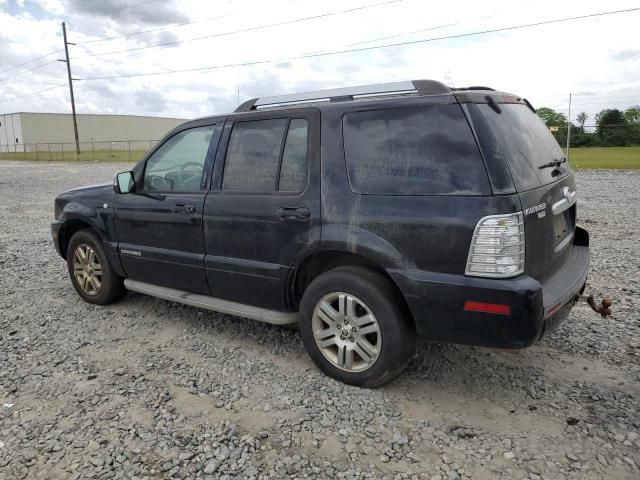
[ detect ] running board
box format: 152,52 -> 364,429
124,279 -> 299,325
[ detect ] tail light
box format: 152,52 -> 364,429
465,212 -> 525,278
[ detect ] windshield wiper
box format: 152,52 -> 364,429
539,157 -> 567,170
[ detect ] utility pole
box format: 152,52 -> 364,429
566,92 -> 572,162
60,22 -> 80,156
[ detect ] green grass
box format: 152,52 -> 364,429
565,147 -> 640,169
0,149 -> 147,162
2,146 -> 639,169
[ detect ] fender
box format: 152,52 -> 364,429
53,184 -> 124,277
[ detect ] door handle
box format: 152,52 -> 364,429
172,203 -> 196,214
277,207 -> 311,221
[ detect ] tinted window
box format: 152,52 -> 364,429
144,126 -> 216,192
278,119 -> 308,192
343,105 -> 489,195
223,119 -> 288,191
471,103 -> 569,191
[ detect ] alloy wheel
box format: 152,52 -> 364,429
311,292 -> 381,372
73,243 -> 103,296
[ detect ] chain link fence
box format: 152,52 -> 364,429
0,140 -> 159,162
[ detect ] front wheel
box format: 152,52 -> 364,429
299,266 -> 415,387
66,229 -> 125,305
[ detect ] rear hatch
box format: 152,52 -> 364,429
463,98 -> 577,285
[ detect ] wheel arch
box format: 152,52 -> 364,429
58,218 -> 101,259
287,249 -> 414,326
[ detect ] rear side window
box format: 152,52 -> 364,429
223,118 -> 288,192
222,118 -> 308,193
342,105 -> 490,195
278,119 -> 308,192
468,103 -> 569,191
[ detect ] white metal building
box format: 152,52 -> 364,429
0,112 -> 186,152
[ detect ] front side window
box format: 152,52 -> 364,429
343,105 -> 490,195
222,118 -> 308,193
144,125 -> 216,192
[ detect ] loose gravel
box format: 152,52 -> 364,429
0,161 -> 638,480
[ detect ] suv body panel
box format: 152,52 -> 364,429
52,82 -> 590,350
203,108 -> 322,310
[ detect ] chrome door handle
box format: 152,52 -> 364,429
172,204 -> 196,214
277,207 -> 311,220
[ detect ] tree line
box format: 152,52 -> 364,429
536,105 -> 640,147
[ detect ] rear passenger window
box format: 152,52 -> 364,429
222,118 -> 308,193
278,119 -> 308,192
223,118 -> 287,192
342,105 -> 490,195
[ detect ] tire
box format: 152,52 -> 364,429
299,266 -> 415,388
66,229 -> 125,305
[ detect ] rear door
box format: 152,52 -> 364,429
466,102 -> 576,284
203,108 -> 321,310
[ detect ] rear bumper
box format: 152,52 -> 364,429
389,227 -> 590,348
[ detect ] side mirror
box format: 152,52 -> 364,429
114,171 -> 135,194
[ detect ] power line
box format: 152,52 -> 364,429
74,0 -> 406,59
342,22 -> 459,48
547,100 -> 640,106
539,95 -> 640,102
78,7 -> 640,82
0,49 -> 62,76
0,83 -> 67,104
537,88 -> 640,100
340,14 -> 500,48
0,59 -> 60,84
74,0 -> 302,45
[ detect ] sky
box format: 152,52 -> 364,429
0,0 -> 639,124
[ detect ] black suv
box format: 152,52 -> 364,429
52,80 -> 590,387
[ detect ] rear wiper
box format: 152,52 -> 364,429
539,157 -> 567,170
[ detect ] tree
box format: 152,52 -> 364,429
536,107 -> 567,126
624,106 -> 640,124
536,107 -> 570,145
595,109 -> 630,146
576,112 -> 588,133
624,106 -> 640,146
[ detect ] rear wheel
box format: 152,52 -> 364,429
299,266 -> 415,387
66,229 -> 125,305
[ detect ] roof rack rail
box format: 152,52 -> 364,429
234,79 -> 451,112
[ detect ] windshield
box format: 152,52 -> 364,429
469,103 -> 570,191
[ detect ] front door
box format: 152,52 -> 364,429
115,122 -> 222,294
203,109 -> 321,310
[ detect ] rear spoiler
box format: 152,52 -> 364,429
454,90 -> 536,112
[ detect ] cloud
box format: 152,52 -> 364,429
610,49 -> 640,62
134,89 -> 167,112
152,30 -> 180,46
66,0 -> 189,25
1,0 -> 639,124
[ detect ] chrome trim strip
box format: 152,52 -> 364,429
124,279 -> 299,325
554,231 -> 575,253
552,190 -> 576,215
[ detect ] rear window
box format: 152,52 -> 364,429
342,105 -> 490,195
469,103 -> 569,191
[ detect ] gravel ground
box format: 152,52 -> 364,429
0,161 -> 638,480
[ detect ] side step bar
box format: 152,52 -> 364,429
124,279 -> 299,325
